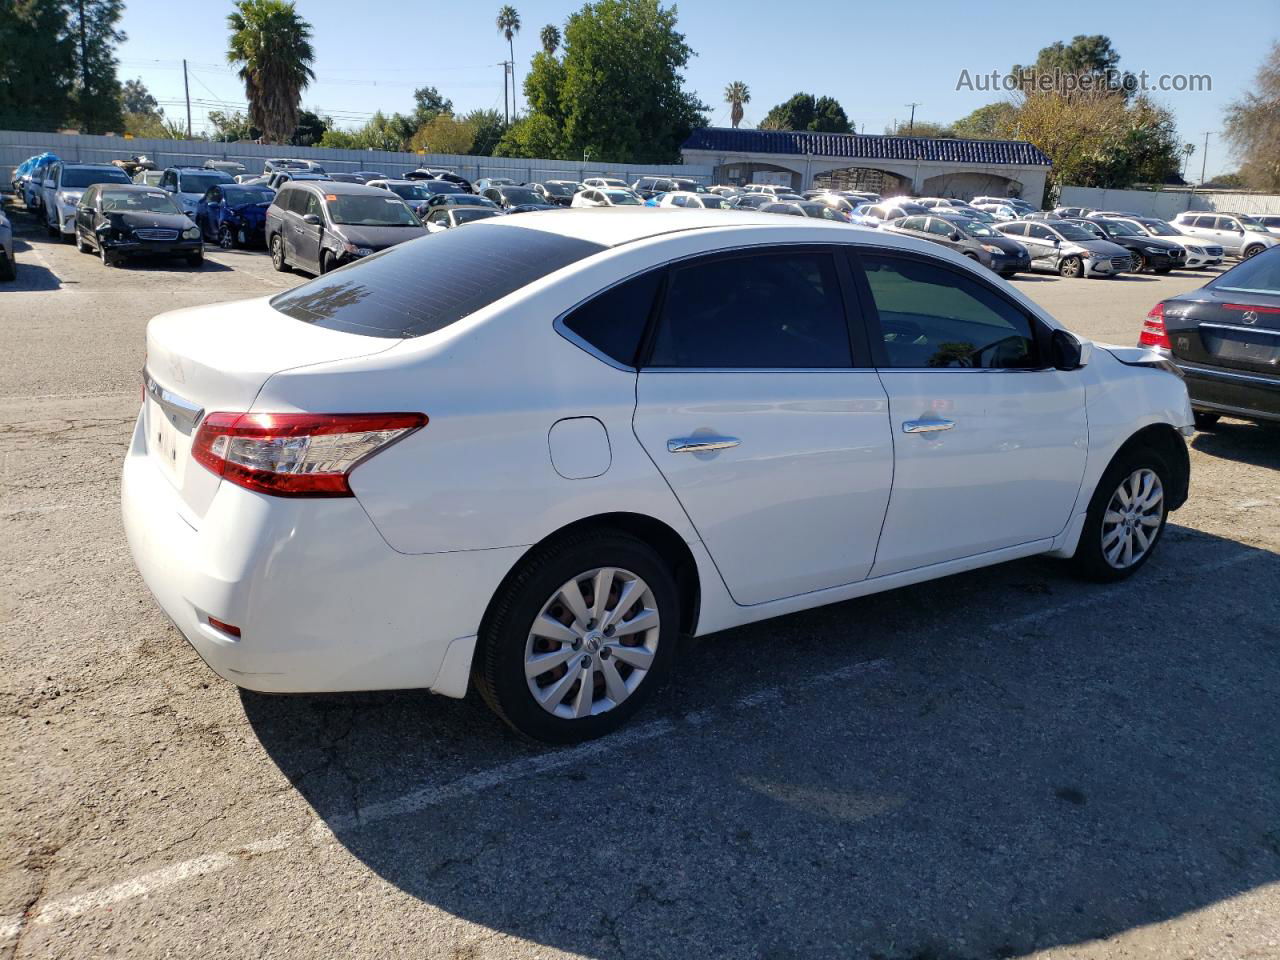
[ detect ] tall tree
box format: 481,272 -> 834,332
724,80 -> 749,128
291,109 -> 328,146
226,0 -> 315,144
540,23 -> 560,55
120,77 -> 160,116
1223,41 -> 1280,191
761,92 -> 850,133
0,0 -> 76,131
68,0 -> 125,133
411,86 -> 453,128
496,5 -> 521,119
410,113 -> 475,155
462,108 -> 508,155
1012,34 -> 1134,100
952,102 -> 1016,139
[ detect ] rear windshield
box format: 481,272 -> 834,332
1209,249 -> 1280,296
270,224 -> 607,338
542,181 -> 577,196
178,171 -> 232,193
63,167 -> 130,188
223,186 -> 274,205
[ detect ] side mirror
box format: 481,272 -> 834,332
1051,329 -> 1088,371
302,214 -> 321,226
950,231 -> 961,241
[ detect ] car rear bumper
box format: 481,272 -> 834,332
1173,359 -> 1280,422
121,412 -> 527,694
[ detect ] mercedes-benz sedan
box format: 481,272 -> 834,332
123,210 -> 1193,742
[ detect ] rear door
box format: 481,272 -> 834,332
632,246 -> 894,606
294,192 -> 323,271
854,251 -> 1087,575
1022,223 -> 1060,267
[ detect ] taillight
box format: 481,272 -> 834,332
1139,303 -> 1171,349
192,412 -> 427,497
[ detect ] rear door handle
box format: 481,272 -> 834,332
902,418 -> 955,434
667,436 -> 741,454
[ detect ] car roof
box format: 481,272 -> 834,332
60,163 -> 120,171
285,180 -> 388,196
98,183 -> 169,192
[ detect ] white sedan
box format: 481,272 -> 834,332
123,210 -> 1193,742
657,191 -> 731,209
570,187 -> 644,208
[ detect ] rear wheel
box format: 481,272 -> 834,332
1193,411 -> 1220,430
474,531 -> 679,743
270,234 -> 289,272
75,229 -> 90,253
1070,448 -> 1171,582
1059,255 -> 1083,278
1242,244 -> 1265,260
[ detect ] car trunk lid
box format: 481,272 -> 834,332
1164,289 -> 1280,375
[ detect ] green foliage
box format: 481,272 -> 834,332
1223,41 -> 1280,191
461,108 -> 508,155
410,113 -> 475,155
411,86 -> 453,128
888,120 -> 955,138
495,113 -> 565,158
540,23 -> 560,55
123,110 -> 168,139
227,0 -> 316,144
121,77 -> 160,117
291,109 -> 328,146
760,93 -> 850,133
724,80 -> 749,129
208,109 -> 259,142
319,111 -> 409,151
0,0 -> 76,131
951,102 -> 1016,139
68,0 -> 125,133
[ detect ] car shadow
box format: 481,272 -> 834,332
1010,274 -> 1059,283
111,257 -> 234,274
6,236 -> 61,290
1191,418 -> 1280,469
1112,274 -> 1159,282
243,527 -> 1280,958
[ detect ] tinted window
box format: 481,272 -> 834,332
926,219 -> 954,236
304,193 -> 322,219
1026,224 -> 1054,240
62,167 -> 129,188
271,225 -> 606,339
325,194 -> 418,226
177,171 -> 232,194
563,270 -> 663,366
861,254 -> 1040,369
649,251 -> 851,368
1001,222 -> 1028,237
1208,248 -> 1280,295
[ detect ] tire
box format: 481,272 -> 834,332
1242,245 -> 1264,260
1154,267 -> 1171,274
1058,255 -> 1083,278
319,250 -> 334,275
1069,446 -> 1172,583
186,250 -> 204,267
1193,411 -> 1220,430
75,229 -> 89,253
270,234 -> 290,272
46,220 -> 59,238
473,530 -> 680,743
99,244 -> 115,268
1131,253 -> 1147,273
217,225 -> 234,249
963,251 -> 979,261
0,255 -> 14,282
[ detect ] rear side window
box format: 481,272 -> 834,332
648,251 -> 852,369
561,270 -> 663,366
271,224 -> 607,338
860,253 -> 1040,369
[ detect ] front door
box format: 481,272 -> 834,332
632,247 -> 894,606
1021,222 -> 1061,269
855,251 -> 1088,576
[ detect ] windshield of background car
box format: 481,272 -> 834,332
325,194 -> 420,226
222,186 -> 274,205
427,181 -> 465,194
543,182 -> 576,196
1095,218 -> 1139,237
1208,249 -> 1280,296
101,190 -> 183,214
701,196 -> 730,209
271,225 -> 606,338
1136,219 -> 1178,236
1053,223 -> 1097,242
136,171 -> 163,185
604,190 -> 642,205
388,183 -> 434,202
501,187 -> 542,204
178,172 -> 232,194
62,168 -> 130,188
450,196 -> 496,207
454,208 -> 500,224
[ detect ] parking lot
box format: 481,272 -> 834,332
2,202 -> 1279,960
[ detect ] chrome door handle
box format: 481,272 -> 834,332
667,436 -> 741,454
902,418 -> 955,434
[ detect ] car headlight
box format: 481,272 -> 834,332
341,242 -> 374,256
979,243 -> 1003,254
1187,245 -> 1204,254
1144,246 -> 1165,254
182,226 -> 200,240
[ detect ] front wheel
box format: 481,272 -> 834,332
1131,253 -> 1147,273
474,531 -> 679,743
1193,411 -> 1220,430
1059,255 -> 1083,278
319,250 -> 334,275
217,224 -> 234,249
1070,449 -> 1171,582
186,250 -> 204,267
270,234 -> 290,272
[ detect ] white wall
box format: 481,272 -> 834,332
1059,186 -> 1280,218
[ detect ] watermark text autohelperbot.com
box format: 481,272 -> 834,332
957,68 -> 1211,95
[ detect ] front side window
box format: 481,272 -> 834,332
926,219 -> 954,237
860,254 -> 1040,369
648,251 -> 852,369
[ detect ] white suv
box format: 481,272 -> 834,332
1172,212 -> 1278,259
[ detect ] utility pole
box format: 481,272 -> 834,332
77,0 -> 89,129
1199,131 -> 1211,186
183,59 -> 193,138
500,62 -> 510,125
905,102 -> 921,134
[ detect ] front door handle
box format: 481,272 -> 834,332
667,436 -> 741,454
902,418 -> 955,434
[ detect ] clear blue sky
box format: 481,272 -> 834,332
116,0 -> 1277,178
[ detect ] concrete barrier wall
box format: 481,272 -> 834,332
0,129 -> 713,186
1059,185 -> 1280,218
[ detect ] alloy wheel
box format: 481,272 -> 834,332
1100,468 -> 1164,569
524,567 -> 660,720
218,225 -> 233,249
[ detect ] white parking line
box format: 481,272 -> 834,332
1,544 -> 1272,941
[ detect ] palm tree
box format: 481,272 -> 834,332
540,23 -> 560,56
227,0 -> 315,144
496,5 -> 522,120
724,81 -> 750,129
1181,141 -> 1196,179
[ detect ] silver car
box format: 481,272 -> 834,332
996,219 -> 1133,278
0,207 -> 14,281
1170,212 -> 1279,260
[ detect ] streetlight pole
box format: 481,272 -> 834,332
1199,131 -> 1211,186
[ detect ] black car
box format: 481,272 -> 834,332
1143,246 -> 1280,427
1068,217 -> 1186,273
404,168 -> 473,192
729,193 -> 776,210
533,180 -> 580,206
480,184 -> 554,211
75,183 -> 203,267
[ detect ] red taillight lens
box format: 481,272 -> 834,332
1139,303 -> 1171,349
192,412 -> 427,497
207,616 -> 241,638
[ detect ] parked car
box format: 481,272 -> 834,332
970,202 -> 1018,222
883,213 -> 1030,277
350,170 -> 390,185
159,166 -> 236,218
366,179 -> 445,217
110,154 -> 157,177
1110,216 -> 1223,269
0,208 -> 14,281
121,208 -> 1193,743
23,155 -> 59,213
196,183 -> 275,248
423,194 -> 500,212
571,187 -> 644,208
707,185 -> 743,197
204,159 -> 247,177
534,181 -> 581,206
42,162 -> 132,239
582,176 -> 630,190
265,180 -> 426,276
1066,217 -> 1187,273
1054,206 -> 1093,219
264,158 -> 325,174
657,191 -> 731,210
75,183 -> 203,267
423,206 -> 503,232
1141,245 -> 1280,427
633,176 -> 707,199
729,193 -> 777,210
11,152 -> 56,198
473,177 -> 518,194
996,219 -> 1133,278
480,184 -> 555,211
1256,215 -> 1280,235
863,201 -> 929,221
265,171 -> 330,191
847,204 -> 883,228
133,170 -> 164,187
916,198 -> 974,211
760,201 -> 849,222
327,173 -> 360,183
404,168 -> 473,191
1171,212 -> 1279,260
